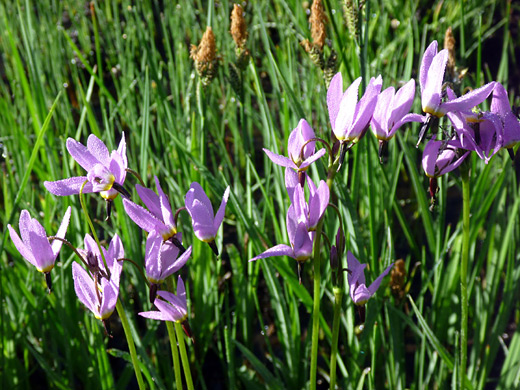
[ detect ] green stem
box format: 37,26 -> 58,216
116,299 -> 145,390
310,172 -> 336,389
309,220 -> 323,390
166,320 -> 183,390
329,286 -> 344,390
175,323 -> 194,390
460,166 -> 470,389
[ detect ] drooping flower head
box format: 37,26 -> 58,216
291,179 -> 329,231
145,230 -> 192,303
263,119 -> 326,173
347,251 -> 393,305
44,134 -> 129,200
184,182 -> 230,255
139,276 -> 188,323
72,262 -> 119,321
421,138 -> 469,179
371,79 -> 423,141
327,73 -> 382,144
8,207 -> 72,291
78,234 -> 124,288
419,41 -> 495,118
490,82 -> 520,153
123,176 -> 179,241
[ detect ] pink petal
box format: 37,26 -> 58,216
250,244 -> 295,261
334,77 -> 362,139
491,83 -> 511,116
44,177 -> 95,196
298,148 -> 326,170
72,263 -> 98,315
123,198 -> 164,233
371,86 -> 395,138
440,82 -> 495,115
213,186 -> 230,233
66,138 -> 99,171
155,177 -> 175,228
388,79 -> 416,129
421,140 -> 442,177
422,49 -> 448,114
327,73 -> 344,131
136,184 -> 162,219
51,206 -> 72,256
263,149 -> 296,169
87,134 -> 110,165
8,224 -> 37,267
367,263 -> 394,295
419,41 -> 438,93
347,251 -> 366,286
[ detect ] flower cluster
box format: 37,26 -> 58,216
9,133 -> 230,337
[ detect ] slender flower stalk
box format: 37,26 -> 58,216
78,182 -> 145,389
166,320 -> 183,390
460,164 -> 470,389
329,286 -> 343,390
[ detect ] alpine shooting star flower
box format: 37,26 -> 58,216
44,134 -> 129,200
184,182 -> 230,255
8,207 -> 72,291
263,118 -> 326,172
347,251 -> 393,305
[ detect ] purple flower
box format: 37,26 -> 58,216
370,79 -> 423,141
184,182 -> 230,254
72,262 -> 119,320
291,179 -> 329,231
419,41 -> 495,117
250,206 -> 314,263
44,134 -> 128,200
139,276 -> 188,323
327,73 -> 382,144
123,176 -> 178,241
491,82 -> 520,150
448,108 -> 502,164
145,230 -> 192,284
421,138 -> 470,178
263,119 -> 326,171
347,251 -> 393,305
79,234 -> 124,288
8,207 -> 71,290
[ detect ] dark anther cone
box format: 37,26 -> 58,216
208,241 -> 219,256
45,272 -> 52,293
102,319 -> 113,338
298,171 -> 306,188
357,305 -> 366,324
378,140 -> 387,164
170,236 -> 186,255
297,262 -> 303,285
508,148 -> 515,162
181,320 -> 194,341
416,114 -> 433,147
105,199 -> 112,222
429,177 -> 438,211
149,283 -> 158,304
112,182 -> 131,199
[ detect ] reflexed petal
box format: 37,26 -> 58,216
308,180 -> 329,229
27,219 -> 54,271
87,164 -> 115,192
367,263 -> 394,295
440,82 -> 495,114
299,118 -> 316,159
145,231 -> 163,282
136,184 -> 162,219
99,280 -> 118,319
72,262 -> 98,315
109,151 -> 126,185
422,50 -> 448,114
491,83 -> 512,117
389,113 -> 425,139
163,245 -> 192,277
213,186 -> 230,233
285,168 -> 300,204
176,276 -> 187,312
87,134 -> 110,165
298,148 -> 326,170
371,86 -> 395,138
388,79 -> 416,129
347,251 -> 366,286
155,177 -> 175,229
351,284 -> 372,304
8,224 -> 37,267
292,223 -> 313,261
249,244 -> 295,261
44,177 -> 95,196
19,209 -> 32,245
502,112 -> 520,148
421,140 -> 442,177
185,182 -> 213,215
419,41 -> 438,93
123,199 -> 163,233
292,184 -> 308,226
334,77 -> 362,139
263,149 -> 296,168
51,206 -> 72,256
139,310 -> 171,321
66,138 -> 99,171
117,133 -> 128,168
327,72 -> 344,131
352,75 -> 382,132
190,199 -> 216,241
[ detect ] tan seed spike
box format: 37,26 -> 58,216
191,26 -> 216,64
444,27 -> 456,78
230,4 -> 248,49
309,0 -> 327,51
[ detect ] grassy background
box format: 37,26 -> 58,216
1,0 -> 519,389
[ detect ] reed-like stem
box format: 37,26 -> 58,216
166,320 -> 183,390
175,322 -> 194,390
116,299 -> 146,390
329,286 -> 344,389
